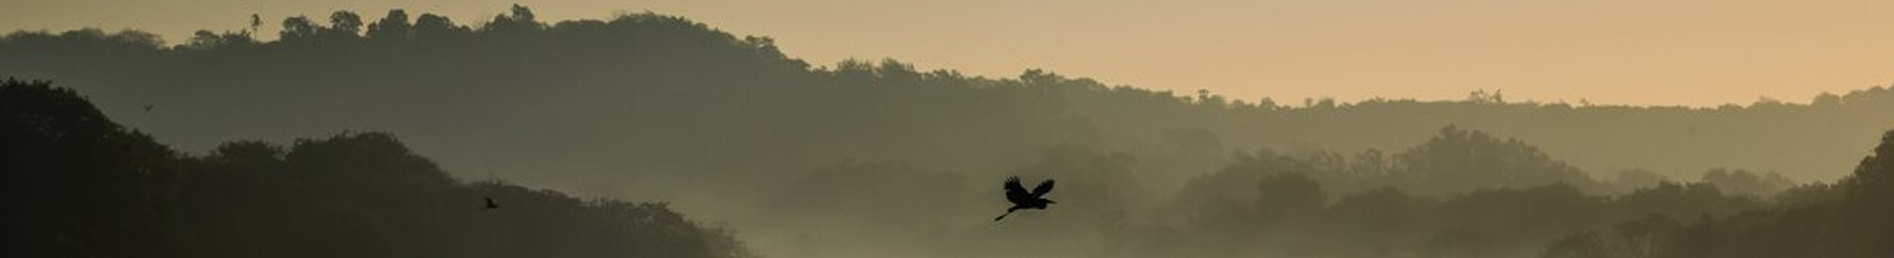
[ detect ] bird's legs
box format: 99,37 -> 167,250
993,206 -> 1024,221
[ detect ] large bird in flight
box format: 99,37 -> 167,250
994,176 -> 1055,221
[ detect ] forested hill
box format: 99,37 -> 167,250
14,5 -> 1894,258
3,6 -> 1891,203
1,79 -> 752,258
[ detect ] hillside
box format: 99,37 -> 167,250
8,6 -> 1894,258
1,79 -> 751,258
3,8 -> 1889,197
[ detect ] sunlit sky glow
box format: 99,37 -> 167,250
8,0 -> 1894,106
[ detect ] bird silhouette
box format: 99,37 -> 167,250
142,104 -> 153,112
483,197 -> 499,210
994,176 -> 1055,221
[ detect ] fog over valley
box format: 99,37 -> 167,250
7,4 -> 1894,258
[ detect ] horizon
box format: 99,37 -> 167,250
12,2 -> 1894,258
9,0 -> 1893,107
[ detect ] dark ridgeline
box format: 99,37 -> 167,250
3,5 -> 1892,201
1124,128 -> 1894,258
1,79 -> 752,258
1539,130 -> 1894,258
6,4 -> 1894,258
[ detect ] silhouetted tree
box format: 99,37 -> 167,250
280,16 -> 321,40
1397,126 -> 1605,195
7,6 -> 1894,258
366,9 -> 412,40
0,79 -> 754,258
328,11 -> 364,36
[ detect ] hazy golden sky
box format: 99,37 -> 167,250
7,0 -> 1894,106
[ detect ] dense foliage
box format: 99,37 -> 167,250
3,6 -> 1891,195
2,79 -> 751,258
7,5 -> 1894,258
1541,130 -> 1894,258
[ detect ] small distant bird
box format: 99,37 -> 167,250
142,104 -> 154,112
483,197 -> 499,210
994,176 -> 1055,221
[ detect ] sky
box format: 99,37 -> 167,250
6,0 -> 1894,107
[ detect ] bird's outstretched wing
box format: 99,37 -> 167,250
1004,176 -> 1032,204
1031,179 -> 1055,196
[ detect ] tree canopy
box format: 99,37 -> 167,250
2,79 -> 752,258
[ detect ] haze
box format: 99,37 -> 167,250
12,1 -> 1894,258
8,0 -> 1894,106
